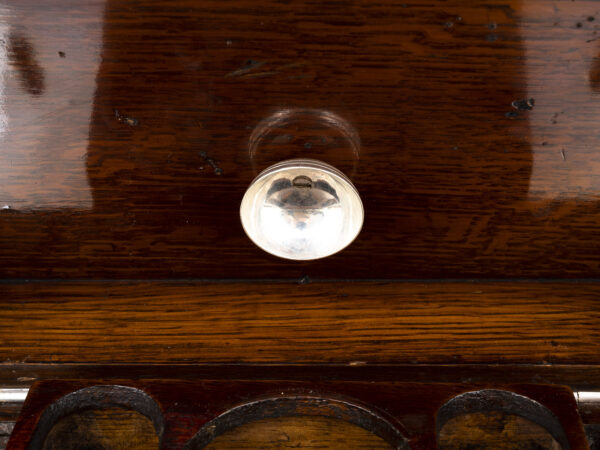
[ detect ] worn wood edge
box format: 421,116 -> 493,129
2,278 -> 600,284
436,389 -> 572,449
3,363 -> 600,388
2,367 -> 600,435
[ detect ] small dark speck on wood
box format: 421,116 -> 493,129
114,109 -> 139,126
512,98 -> 535,111
58,51 -> 65,58
588,16 -> 595,22
576,22 -> 583,28
486,22 -> 497,30
299,275 -> 311,284
504,111 -> 519,119
199,151 -> 223,175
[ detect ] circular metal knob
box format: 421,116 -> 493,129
240,159 -> 364,260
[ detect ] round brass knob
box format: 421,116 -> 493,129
240,159 -> 364,260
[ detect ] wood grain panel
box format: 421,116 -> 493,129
1,282 -> 599,364
0,0 -> 599,279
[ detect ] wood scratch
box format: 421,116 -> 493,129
199,151 -> 223,175
225,59 -> 265,77
226,60 -> 308,79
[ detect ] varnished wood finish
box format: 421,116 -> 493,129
6,365 -> 600,445
34,414 -> 397,450
5,364 -> 600,446
5,364 -> 600,391
31,410 -> 576,450
2,0 -> 600,445
1,282 -> 599,365
438,412 -> 561,449
6,380 -> 588,449
204,416 -> 392,450
42,409 -> 159,450
1,0 -> 600,279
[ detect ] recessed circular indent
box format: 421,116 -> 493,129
184,396 -> 407,449
240,159 -> 364,260
26,385 -> 164,450
436,390 -> 569,450
203,416 -> 394,449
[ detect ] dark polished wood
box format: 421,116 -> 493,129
5,364 -> 600,442
6,380 -> 588,449
2,0 -> 600,446
5,364 -> 600,446
5,363 -> 600,391
1,281 -> 599,365
1,0 -> 600,279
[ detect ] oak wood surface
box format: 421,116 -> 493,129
0,0 -> 599,279
1,0 -> 600,445
204,416 -> 392,450
41,408 -> 159,450
1,282 -> 599,365
438,411 -> 561,450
